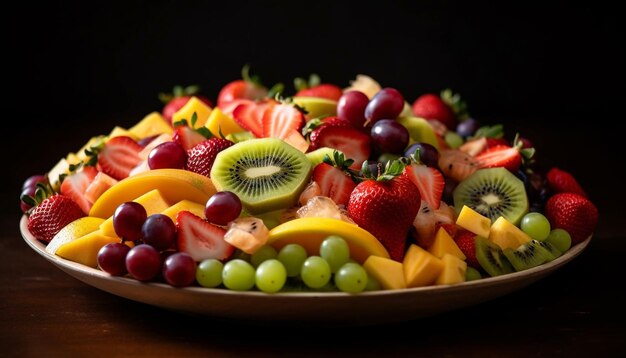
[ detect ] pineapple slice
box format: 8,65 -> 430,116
456,205 -> 491,238
489,217 -> 531,250
403,244 -> 444,288
435,254 -> 467,285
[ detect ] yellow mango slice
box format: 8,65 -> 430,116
100,189 -> 171,238
56,230 -> 125,268
172,96 -> 212,129
160,200 -> 206,222
403,244 -> 444,288
436,253 -> 467,285
205,107 -> 244,137
363,256 -> 406,290
489,216 -> 531,250
129,112 -> 172,139
46,217 -> 105,255
428,227 -> 466,260
456,205 -> 491,238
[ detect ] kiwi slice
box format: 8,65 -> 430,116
210,138 -> 312,213
453,167 -> 528,224
502,240 -> 551,271
475,236 -> 514,276
535,240 -> 562,261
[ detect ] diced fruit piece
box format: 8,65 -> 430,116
435,253 -> 467,285
129,112 -> 172,139
456,205 -> 491,238
210,138 -> 312,214
454,231 -> 480,268
84,172 -> 118,204
412,200 -> 437,248
56,229 -> 126,268
297,196 -> 352,223
396,117 -> 440,150
453,167 -> 528,224
312,126 -> 371,170
428,227 -> 466,260
282,130 -> 310,153
160,200 -> 205,221
502,240 -> 551,271
312,161 -> 356,207
363,255 -> 407,290
98,136 -> 143,180
100,189 -> 171,237
475,236 -> 514,277
47,158 -> 71,191
544,193 -> 598,244
489,216 -> 531,250
60,166 -> 99,214
176,211 -> 234,261
224,217 -> 269,254
402,244 -> 444,288
172,125 -> 206,151
344,74 -> 381,99
28,195 -> 85,243
205,107 -> 245,137
305,147 -> 344,167
45,217 -> 105,255
404,164 -> 444,209
292,96 -> 338,120
438,149 -> 479,182
186,138 -> 234,177
161,89 -> 212,123
459,137 -> 487,156
546,167 -> 587,197
171,96 -> 212,129
108,126 -> 139,140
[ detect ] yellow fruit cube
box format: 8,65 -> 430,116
363,256 -> 406,290
428,227 -> 466,260
489,216 -> 531,250
47,158 -> 70,190
109,126 -> 139,140
100,189 -> 171,238
129,112 -> 172,139
402,244 -> 444,287
56,230 -> 128,268
65,152 -> 81,165
435,253 -> 467,285
172,96 -> 212,129
205,107 -> 244,137
456,205 -> 491,238
77,136 -> 105,160
161,200 -> 206,222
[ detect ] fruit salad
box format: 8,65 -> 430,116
19,69 -> 599,293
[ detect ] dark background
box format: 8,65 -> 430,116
3,1 -> 625,356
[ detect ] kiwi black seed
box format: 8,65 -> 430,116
535,240 -> 562,261
453,167 -> 529,224
209,138 -> 312,213
475,236 -> 514,277
502,240 -> 551,271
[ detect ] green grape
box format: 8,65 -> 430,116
444,131 -> 464,149
319,236 -> 350,273
365,274 -> 382,291
546,229 -> 572,253
520,212 -> 551,241
334,262 -> 368,293
222,259 -> 255,291
196,259 -> 224,288
250,245 -> 278,268
277,244 -> 308,277
465,267 -> 482,281
255,259 -> 287,293
301,256 -> 331,289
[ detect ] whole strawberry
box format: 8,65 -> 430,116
159,85 -> 212,123
186,138 -> 234,177
546,167 -> 587,197
28,194 -> 85,243
412,89 -> 468,130
545,193 -> 598,244
347,160 -> 421,261
454,231 -> 480,269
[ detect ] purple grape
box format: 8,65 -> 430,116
162,252 -> 197,287
337,91 -> 369,129
126,244 -> 161,281
113,202 -> 147,241
456,118 -> 480,137
97,243 -> 131,276
404,142 -> 440,167
148,141 -> 187,170
364,88 -> 404,124
22,174 -> 48,191
137,134 -> 159,147
141,214 -> 177,251
442,178 -> 458,203
205,191 -> 242,225
19,186 -> 36,213
370,119 -> 409,154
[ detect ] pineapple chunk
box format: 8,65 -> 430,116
489,216 -> 531,250
129,112 -> 172,139
435,253 -> 467,285
65,152 -> 81,165
56,229 -> 131,268
76,136 -> 105,160
363,256 -> 406,290
99,189 -> 171,238
47,158 -> 70,191
109,126 -> 139,140
161,200 -> 206,222
172,96 -> 212,129
456,205 -> 491,237
205,107 -> 244,137
428,227 -> 467,260
403,244 -> 444,287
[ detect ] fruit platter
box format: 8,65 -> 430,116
19,69 -> 598,323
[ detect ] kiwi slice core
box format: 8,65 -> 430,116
210,138 -> 312,213
453,167 -> 528,224
475,236 -> 514,277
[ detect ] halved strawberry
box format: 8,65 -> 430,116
219,98 -> 253,116
295,84 -> 343,101
475,144 -> 522,172
312,126 -> 370,170
176,211 -> 234,262
98,136 -> 143,180
84,171 -> 118,204
172,125 -> 206,151
454,230 -> 480,269
262,103 -> 305,140
60,166 -> 99,214
311,152 -> 356,206
306,116 -> 352,150
404,164 -> 445,209
232,100 -> 276,138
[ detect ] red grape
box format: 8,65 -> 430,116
148,141 -> 187,170
22,174 -> 47,191
20,186 -> 36,213
97,243 -> 131,276
204,191 -> 242,225
141,214 -> 177,251
126,244 -> 161,281
113,202 -> 147,241
364,88 -> 404,124
370,119 -> 409,154
404,142 -> 440,167
162,252 -> 197,287
337,91 -> 369,129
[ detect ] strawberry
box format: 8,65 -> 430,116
176,211 -> 234,262
436,223 -> 458,238
311,151 -> 357,206
27,194 -> 85,243
186,138 -> 234,177
232,100 -> 276,138
218,98 -> 253,117
98,136 -> 143,180
412,94 -> 457,130
485,137 -> 509,149
545,193 -> 598,244
296,84 -> 343,101
159,85 -> 212,123
172,125 -> 206,151
404,163 -> 445,209
84,171 -> 118,204
306,116 -> 352,150
454,231 -> 480,269
546,167 -> 587,197
475,144 -> 522,172
347,161 -> 421,261
217,65 -> 268,107
262,103 -> 305,139
311,126 -> 371,170
60,166 -> 98,214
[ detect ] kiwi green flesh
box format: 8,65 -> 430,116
503,240 -> 551,271
536,240 -> 562,261
453,168 -> 528,224
210,138 -> 312,214
305,147 -> 343,167
475,236 -> 514,277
